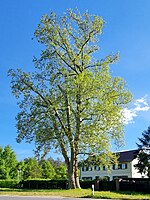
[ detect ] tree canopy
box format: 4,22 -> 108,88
0,145 -> 67,180
8,9 -> 132,188
135,127 -> 150,177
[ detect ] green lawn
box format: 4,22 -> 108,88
0,188 -> 150,199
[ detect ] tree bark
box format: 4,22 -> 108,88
68,166 -> 76,189
67,152 -> 76,189
67,148 -> 81,189
74,153 -> 81,188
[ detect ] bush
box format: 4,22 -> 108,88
0,180 -> 19,188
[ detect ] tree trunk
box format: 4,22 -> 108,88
67,150 -> 81,189
74,153 -> 81,188
148,166 -> 150,178
67,162 -> 76,189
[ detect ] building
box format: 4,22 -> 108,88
80,149 -> 147,181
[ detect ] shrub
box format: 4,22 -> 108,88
0,179 -> 19,188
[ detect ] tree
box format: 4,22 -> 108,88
0,147 -> 6,179
54,164 -> 68,180
47,157 -> 68,180
40,159 -> 55,179
0,145 -> 18,179
23,157 -> 42,179
17,161 -> 25,181
48,157 -> 64,169
135,127 -> 150,177
8,9 -> 132,188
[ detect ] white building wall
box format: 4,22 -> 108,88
131,158 -> 148,178
80,158 -> 148,181
109,162 -> 132,180
80,163 -> 132,181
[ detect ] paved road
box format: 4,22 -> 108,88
0,196 -> 104,200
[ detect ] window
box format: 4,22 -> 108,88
112,163 -> 127,170
95,176 -> 99,180
113,176 -> 128,180
118,164 -> 122,169
82,167 -> 85,171
113,164 -> 116,170
83,177 -> 92,180
94,166 -> 100,171
103,166 -> 106,171
89,166 -> 93,171
85,166 -> 93,171
122,163 -> 127,169
113,164 -> 118,170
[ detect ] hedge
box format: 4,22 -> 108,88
20,179 -> 68,189
0,180 -> 19,188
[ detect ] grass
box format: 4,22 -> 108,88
0,188 -> 150,199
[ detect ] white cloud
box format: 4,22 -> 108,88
122,108 -> 137,124
122,96 -> 150,124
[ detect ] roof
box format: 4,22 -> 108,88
116,149 -> 139,162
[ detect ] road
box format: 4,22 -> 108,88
0,196 -> 104,200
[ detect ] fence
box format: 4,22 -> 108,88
94,178 -> 150,193
3,178 -> 149,192
118,178 -> 150,193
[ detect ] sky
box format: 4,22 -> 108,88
0,0 -> 150,160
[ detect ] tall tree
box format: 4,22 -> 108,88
8,9 -> 132,188
135,127 -> 150,177
0,145 -> 18,179
0,147 -> 6,179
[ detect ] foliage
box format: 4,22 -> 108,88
8,9 -> 132,188
16,161 -> 25,181
54,164 -> 68,180
135,126 -> 150,177
23,157 -> 42,180
0,179 -> 19,188
0,146 -> 70,181
40,159 -> 56,179
48,157 -> 64,168
0,145 -> 18,179
22,157 -> 67,180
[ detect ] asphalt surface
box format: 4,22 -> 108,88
0,196 -> 106,200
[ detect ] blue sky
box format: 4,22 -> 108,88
1,0 -> 150,160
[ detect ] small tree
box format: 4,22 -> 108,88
135,127 -> 150,177
8,9 -> 132,188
